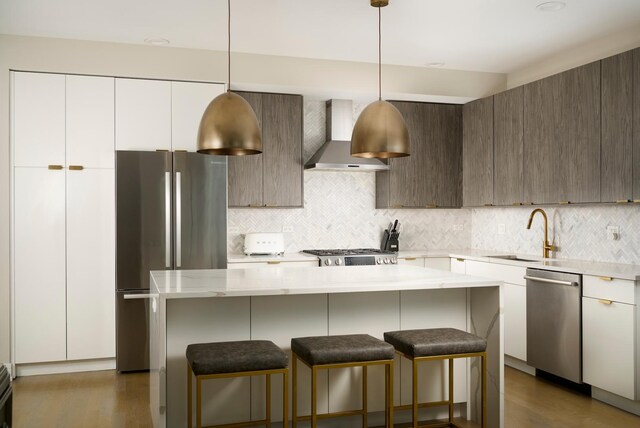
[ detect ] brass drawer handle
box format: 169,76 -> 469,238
559,201 -> 571,205
512,202 -> 522,206
48,165 -> 64,170
522,202 -> 534,206
267,261 -> 281,265
68,165 -> 84,171
174,150 -> 188,153
405,257 -> 417,261
265,203 -> 277,207
483,203 -> 493,207
634,200 -> 640,203
616,200 -> 630,204
155,149 -> 169,152
598,299 -> 613,305
598,276 -> 613,281
456,258 -> 465,262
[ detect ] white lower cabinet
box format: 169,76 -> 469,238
397,257 -> 425,267
14,167 -> 67,363
66,169 -> 115,360
583,296 -> 636,400
450,258 -> 466,274
398,257 -> 451,272
503,283 -> 526,361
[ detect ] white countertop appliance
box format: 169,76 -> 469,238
244,233 -> 285,255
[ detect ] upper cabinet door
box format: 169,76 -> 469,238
493,87 -> 524,206
463,97 -> 494,207
228,91 -> 264,207
172,81 -> 225,152
66,75 -> 115,168
115,78 -> 171,151
633,48 -> 640,202
428,104 -> 462,208
262,93 -> 303,207
13,72 -> 66,167
601,52 -> 633,202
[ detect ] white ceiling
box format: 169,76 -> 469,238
2,0 -> 640,74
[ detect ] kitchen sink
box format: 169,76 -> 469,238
488,255 -> 540,263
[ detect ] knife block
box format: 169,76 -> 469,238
385,233 -> 399,252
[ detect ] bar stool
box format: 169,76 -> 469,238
384,328 -> 487,428
186,340 -> 289,428
291,334 -> 395,428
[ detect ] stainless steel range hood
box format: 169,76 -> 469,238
304,100 -> 389,171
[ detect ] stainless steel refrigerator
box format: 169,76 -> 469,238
115,151 -> 227,372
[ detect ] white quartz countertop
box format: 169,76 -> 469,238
151,265 -> 501,299
397,249 -> 640,281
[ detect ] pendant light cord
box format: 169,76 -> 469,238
378,6 -> 381,101
227,0 -> 231,92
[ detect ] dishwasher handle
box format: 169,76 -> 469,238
524,275 -> 577,286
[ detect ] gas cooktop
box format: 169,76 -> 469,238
302,248 -> 397,267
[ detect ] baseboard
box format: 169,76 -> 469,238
504,355 -> 536,376
16,358 -> 116,377
592,387 -> 640,417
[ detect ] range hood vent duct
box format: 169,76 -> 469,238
304,100 -> 389,171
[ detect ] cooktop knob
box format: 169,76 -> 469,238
391,258 -> 397,264
376,258 -> 382,264
324,259 -> 332,266
384,258 -> 389,264
335,258 -> 343,266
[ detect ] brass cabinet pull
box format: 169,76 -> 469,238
616,200 -> 630,204
456,258 -> 465,262
598,299 -> 613,305
522,202 -> 534,206
483,203 -> 493,207
155,149 -> 169,152
598,276 -> 613,281
634,200 -> 640,203
267,261 -> 281,265
248,203 -> 262,207
405,257 -> 417,261
264,203 -> 277,207
425,204 -> 437,208
68,165 -> 84,170
48,165 -> 64,170
512,202 -> 522,206
174,150 -> 188,153
559,201 -> 571,205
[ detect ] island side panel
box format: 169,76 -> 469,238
400,288 -> 469,421
150,294 -> 165,428
470,285 -> 504,428
166,296 -> 251,428
250,294 -> 329,422
327,291 -> 401,424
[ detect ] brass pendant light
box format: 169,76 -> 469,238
351,0 -> 410,159
197,0 -> 262,156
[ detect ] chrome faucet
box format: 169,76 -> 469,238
526,208 -> 557,258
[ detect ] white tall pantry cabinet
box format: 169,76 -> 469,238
12,72 -> 115,365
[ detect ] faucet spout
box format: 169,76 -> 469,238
526,208 -> 556,258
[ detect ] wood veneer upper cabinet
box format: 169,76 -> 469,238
228,91 -> 303,208
493,87 -> 524,206
376,102 -> 462,208
262,93 -> 303,207
560,62 -> 601,203
601,51 -> 633,202
228,92 -> 263,207
463,97 -> 494,207
634,48 -> 640,201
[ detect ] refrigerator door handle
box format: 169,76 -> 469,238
175,171 -> 182,268
164,171 -> 171,268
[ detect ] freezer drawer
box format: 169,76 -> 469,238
116,291 -> 150,372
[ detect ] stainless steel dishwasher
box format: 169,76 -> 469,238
525,268 -> 583,383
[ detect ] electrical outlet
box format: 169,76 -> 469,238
453,224 -> 463,232
282,226 -> 294,233
228,226 -> 239,233
498,224 -> 506,235
607,226 -> 620,241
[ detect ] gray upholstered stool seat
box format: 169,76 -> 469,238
186,340 -> 288,375
384,328 -> 487,358
291,334 -> 395,365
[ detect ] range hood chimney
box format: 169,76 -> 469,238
304,100 -> 389,171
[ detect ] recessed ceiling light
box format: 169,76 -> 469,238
144,37 -> 170,46
536,1 -> 566,12
425,62 -> 445,68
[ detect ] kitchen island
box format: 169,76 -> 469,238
149,265 -> 503,428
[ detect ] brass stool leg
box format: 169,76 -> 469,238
481,353 -> 487,428
362,365 -> 368,427
283,369 -> 289,428
388,361 -> 394,428
384,364 -> 389,428
311,366 -> 317,428
448,358 -> 454,424
196,376 -> 202,428
292,354 -> 297,428
412,358 -> 418,428
266,373 -> 272,428
187,364 -> 192,428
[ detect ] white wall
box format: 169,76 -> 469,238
0,34 -> 506,365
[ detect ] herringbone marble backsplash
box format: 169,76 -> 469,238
229,100 -> 640,265
471,205 -> 640,265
